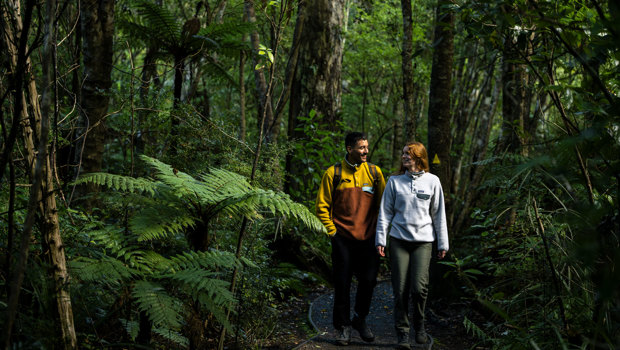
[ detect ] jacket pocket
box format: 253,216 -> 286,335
416,193 -> 430,200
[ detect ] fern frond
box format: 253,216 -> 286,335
197,293 -> 234,332
133,280 -> 184,330
75,172 -> 157,196
85,227 -> 136,255
134,251 -> 174,273
70,256 -> 137,284
168,250 -> 245,272
140,155 -> 206,199
163,268 -> 233,304
211,189 -> 327,234
135,0 -> 180,46
119,318 -> 139,341
463,316 -> 496,344
152,327 -> 189,348
131,205 -> 197,242
199,167 -> 252,202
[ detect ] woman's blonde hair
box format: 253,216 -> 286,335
397,141 -> 430,174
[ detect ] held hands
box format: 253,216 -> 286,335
376,246 -> 447,260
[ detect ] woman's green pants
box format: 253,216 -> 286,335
389,237 -> 433,336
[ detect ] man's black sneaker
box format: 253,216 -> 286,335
335,326 -> 351,346
351,316 -> 375,342
396,331 -> 411,349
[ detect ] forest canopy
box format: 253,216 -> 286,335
1,0 -> 618,349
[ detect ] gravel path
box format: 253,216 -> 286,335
295,280 -> 436,350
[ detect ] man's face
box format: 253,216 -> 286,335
346,139 -> 369,164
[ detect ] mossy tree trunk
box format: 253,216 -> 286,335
2,0 -> 77,348
73,0 -> 114,205
427,0 -> 454,207
285,0 -> 346,198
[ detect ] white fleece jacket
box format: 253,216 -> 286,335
375,171 -> 449,251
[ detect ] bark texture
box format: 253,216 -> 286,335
400,0 -> 416,140
288,0 -> 344,130
285,0 -> 345,197
1,0 -> 77,348
75,0 -> 114,185
427,0 -> 454,198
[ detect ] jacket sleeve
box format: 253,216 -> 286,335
315,166 -> 337,236
375,176 -> 394,247
431,178 -> 449,251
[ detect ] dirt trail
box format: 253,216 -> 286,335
294,280 -> 477,350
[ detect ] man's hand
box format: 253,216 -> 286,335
437,250 -> 447,259
376,245 -> 385,257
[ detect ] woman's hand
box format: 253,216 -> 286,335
376,245 -> 385,257
437,250 -> 447,259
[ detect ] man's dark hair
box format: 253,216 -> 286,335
345,132 -> 367,148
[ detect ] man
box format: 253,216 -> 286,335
316,132 -> 386,345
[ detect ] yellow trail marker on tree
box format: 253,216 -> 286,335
432,154 -> 441,165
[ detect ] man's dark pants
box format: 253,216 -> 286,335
331,232 -> 380,329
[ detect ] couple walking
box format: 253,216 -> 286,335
315,132 -> 449,349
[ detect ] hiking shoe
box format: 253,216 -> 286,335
397,332 -> 411,349
335,326 -> 351,346
351,316 -> 375,342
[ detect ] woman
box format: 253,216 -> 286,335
375,142 -> 449,349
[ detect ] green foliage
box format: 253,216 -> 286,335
69,155 -> 325,343
288,110 -> 344,205
76,155 -> 326,236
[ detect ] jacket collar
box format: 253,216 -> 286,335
405,169 -> 425,179
344,154 -> 362,170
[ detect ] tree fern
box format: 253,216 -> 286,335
73,155 -> 326,341
127,0 -> 181,47
77,155 -> 327,237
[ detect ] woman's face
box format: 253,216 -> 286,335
402,146 -> 415,170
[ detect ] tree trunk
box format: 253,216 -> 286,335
2,0 -> 77,348
427,0 -> 454,199
453,63 -> 500,234
400,0 -> 417,140
239,38 -> 247,142
499,28 -> 531,156
74,0 -> 114,202
285,0 -> 345,197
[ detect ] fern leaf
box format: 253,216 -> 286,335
133,280 -> 183,330
135,0 -> 180,46
119,318 -> 140,341
70,256 -> 136,284
152,327 -> 189,348
163,268 -> 232,303
463,316 -> 496,344
197,293 -> 234,333
131,205 -> 196,242
168,250 -> 243,272
75,172 -> 157,196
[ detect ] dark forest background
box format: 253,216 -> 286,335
1,0 -> 618,349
